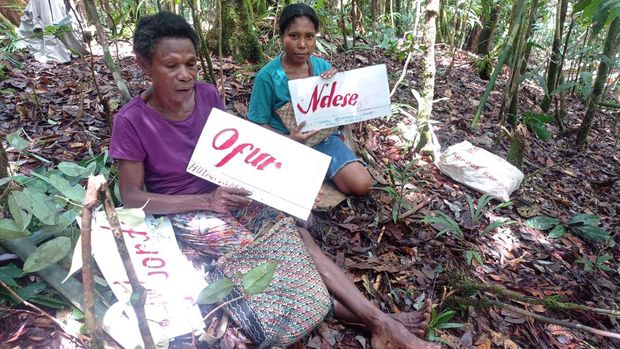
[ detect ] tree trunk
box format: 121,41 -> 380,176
571,26 -> 590,95
83,0 -> 131,104
540,0 -> 568,112
188,0 -> 216,84
0,140 -> 8,182
471,0 -> 524,128
576,17 -> 619,146
504,0 -> 538,126
506,124 -> 528,170
339,0 -> 348,50
476,2 -> 500,55
218,0 -> 263,63
414,0 -> 439,154
0,0 -> 26,26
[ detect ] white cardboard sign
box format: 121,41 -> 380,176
72,213 -> 207,339
288,64 -> 391,132
187,108 -> 331,220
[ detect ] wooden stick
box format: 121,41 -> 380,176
380,197 -> 432,224
487,299 -> 620,340
101,186 -> 155,349
80,175 -> 107,349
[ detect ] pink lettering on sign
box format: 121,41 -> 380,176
296,81 -> 359,115
211,128 -> 283,170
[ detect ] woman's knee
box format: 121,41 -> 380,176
333,163 -> 372,196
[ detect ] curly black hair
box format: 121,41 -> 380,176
278,3 -> 320,36
133,11 -> 199,62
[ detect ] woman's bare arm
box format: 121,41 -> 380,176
117,159 -> 251,214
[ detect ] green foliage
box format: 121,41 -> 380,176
0,263 -> 67,308
574,0 -> 620,35
1,130 -> 116,272
422,195 -> 514,266
522,112 -> 554,140
23,236 -> 72,273
576,254 -> 614,273
427,309 -> 464,342
472,54 -> 494,80
197,262 -> 278,305
524,213 -> 610,242
376,160 -> 421,223
422,211 -> 463,239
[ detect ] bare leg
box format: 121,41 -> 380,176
297,228 -> 438,349
331,162 -> 372,196
333,298 -> 432,338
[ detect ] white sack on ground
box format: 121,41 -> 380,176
16,0 -> 87,63
436,140 -> 524,201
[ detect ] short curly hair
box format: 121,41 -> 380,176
133,11 -> 199,62
278,3 -> 320,36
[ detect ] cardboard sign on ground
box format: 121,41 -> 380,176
187,109 -> 331,220
70,213 -> 207,339
288,64 -> 391,132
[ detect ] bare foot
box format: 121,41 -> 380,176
390,298 -> 432,337
370,315 -> 440,349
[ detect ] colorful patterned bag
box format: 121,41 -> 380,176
207,217 -> 332,348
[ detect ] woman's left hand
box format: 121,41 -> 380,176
320,68 -> 338,79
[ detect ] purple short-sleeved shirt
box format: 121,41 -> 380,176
109,82 -> 224,195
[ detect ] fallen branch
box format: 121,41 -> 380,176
449,273 -> 620,317
380,197 -> 431,224
100,184 -> 156,349
80,175 -> 107,349
453,296 -> 620,341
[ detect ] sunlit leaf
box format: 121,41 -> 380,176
482,218 -> 515,235
0,219 -> 31,239
547,224 -> 566,238
8,191 -> 32,231
117,206 -> 146,228
23,236 -> 72,273
243,262 -> 278,295
30,192 -> 58,225
568,213 -> 600,226
196,278 -> 234,304
58,162 -> 88,177
524,216 -> 560,230
7,131 -> 29,151
573,225 -> 610,242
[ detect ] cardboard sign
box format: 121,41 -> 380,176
288,64 -> 391,132
71,213 -> 207,339
187,109 -> 331,220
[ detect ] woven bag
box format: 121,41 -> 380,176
208,217 -> 332,348
276,102 -> 338,147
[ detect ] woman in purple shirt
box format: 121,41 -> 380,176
110,11 -> 434,349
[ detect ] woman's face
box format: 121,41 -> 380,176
142,37 -> 198,104
281,16 -> 317,65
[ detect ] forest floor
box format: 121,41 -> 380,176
0,43 -> 619,349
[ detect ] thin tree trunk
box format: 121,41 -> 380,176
476,2 -> 499,55
571,26 -> 590,95
83,0 -> 131,104
188,0 -> 216,84
576,17 -> 620,146
504,0 -> 533,126
340,0 -> 348,50
541,0 -> 568,112
413,0 -> 439,153
471,0 -> 525,128
445,0 -> 474,77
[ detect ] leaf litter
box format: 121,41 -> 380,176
0,44 -> 619,348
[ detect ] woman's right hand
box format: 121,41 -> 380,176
202,187 -> 252,213
289,121 -> 319,144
